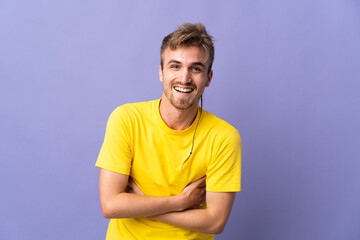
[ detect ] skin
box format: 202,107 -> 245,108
159,45 -> 213,130
99,45 -> 236,234
127,177 -> 235,234
99,169 -> 206,218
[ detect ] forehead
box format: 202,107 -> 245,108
163,45 -> 208,64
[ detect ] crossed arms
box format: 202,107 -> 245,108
99,168 -> 236,234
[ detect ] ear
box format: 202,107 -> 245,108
205,70 -> 213,87
159,65 -> 163,82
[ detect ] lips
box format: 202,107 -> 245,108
174,86 -> 194,93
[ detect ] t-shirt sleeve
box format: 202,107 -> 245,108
95,107 -> 133,175
206,129 -> 242,192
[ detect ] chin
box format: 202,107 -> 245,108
172,100 -> 196,110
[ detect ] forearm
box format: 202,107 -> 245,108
101,192 -> 183,219
99,169 -> 191,219
99,169 -> 206,219
149,192 -> 236,234
149,208 -> 225,234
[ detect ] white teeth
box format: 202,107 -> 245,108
174,86 -> 193,93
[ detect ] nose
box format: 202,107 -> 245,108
179,69 -> 192,84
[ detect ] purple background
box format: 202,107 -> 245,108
1,0 -> 359,239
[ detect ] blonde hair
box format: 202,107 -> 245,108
160,23 -> 214,73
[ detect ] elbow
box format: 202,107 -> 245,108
207,218 -> 227,234
102,212 -> 112,219
101,202 -> 113,219
100,198 -> 129,219
101,199 -> 123,219
100,192 -> 134,219
213,227 -> 225,235
102,210 -> 112,219
209,223 -> 225,234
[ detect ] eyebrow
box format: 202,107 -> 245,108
167,60 -> 206,68
192,62 -> 206,68
167,60 -> 181,65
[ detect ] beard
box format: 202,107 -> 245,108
163,81 -> 200,110
169,96 -> 196,110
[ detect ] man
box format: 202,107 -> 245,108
96,23 -> 241,239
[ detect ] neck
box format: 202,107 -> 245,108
159,96 -> 199,131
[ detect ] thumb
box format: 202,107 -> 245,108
189,176 -> 206,188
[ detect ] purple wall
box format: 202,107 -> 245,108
1,1 -> 359,239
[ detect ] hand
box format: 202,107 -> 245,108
180,176 -> 206,210
126,177 -> 145,195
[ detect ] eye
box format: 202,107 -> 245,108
170,64 -> 180,70
191,66 -> 203,72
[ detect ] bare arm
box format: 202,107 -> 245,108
98,168 -> 205,218
148,191 -> 236,234
128,179 -> 236,234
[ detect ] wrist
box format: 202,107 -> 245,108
172,194 -> 186,212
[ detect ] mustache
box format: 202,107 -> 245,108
171,82 -> 197,89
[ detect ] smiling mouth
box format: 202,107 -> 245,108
174,86 -> 194,93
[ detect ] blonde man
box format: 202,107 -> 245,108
96,23 -> 241,240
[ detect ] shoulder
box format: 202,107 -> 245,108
111,99 -> 157,118
106,100 -> 157,128
201,110 -> 239,134
115,100 -> 156,113
200,110 -> 241,145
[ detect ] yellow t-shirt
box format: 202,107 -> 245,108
96,99 -> 241,240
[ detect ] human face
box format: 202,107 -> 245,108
159,46 -> 213,111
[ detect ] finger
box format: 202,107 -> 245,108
197,176 -> 206,182
190,176 -> 206,187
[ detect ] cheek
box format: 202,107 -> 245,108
167,72 -> 177,79
163,78 -> 172,89
198,77 -> 209,88
164,73 -> 177,84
